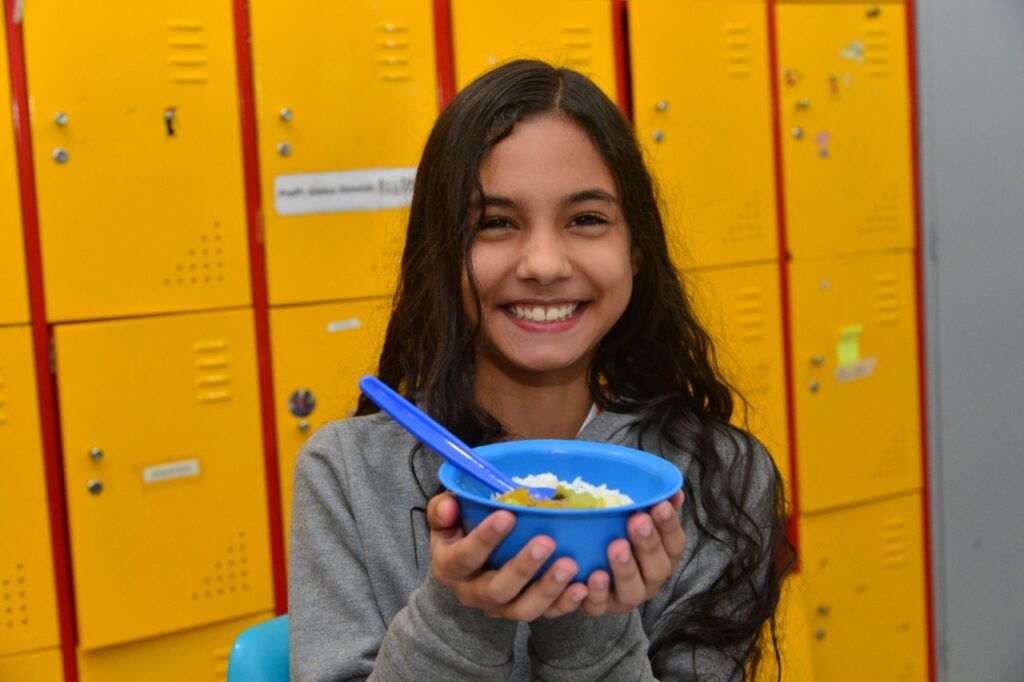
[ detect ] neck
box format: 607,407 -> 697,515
473,364 -> 594,440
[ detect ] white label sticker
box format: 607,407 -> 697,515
326,318 -> 362,333
834,356 -> 878,384
143,458 -> 201,484
274,167 -> 416,216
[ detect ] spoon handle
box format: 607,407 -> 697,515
359,376 -> 517,494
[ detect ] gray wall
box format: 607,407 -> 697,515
917,1 -> 1024,679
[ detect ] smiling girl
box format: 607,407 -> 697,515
289,60 -> 792,680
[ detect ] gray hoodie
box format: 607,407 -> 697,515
289,408 -> 778,681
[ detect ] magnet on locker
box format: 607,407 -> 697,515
54,309 -> 273,650
0,327 -> 61,657
789,252 -> 922,513
451,0 -> 617,102
629,0 -> 778,270
24,0 -> 252,322
250,0 -> 438,306
269,297 -> 391,559
776,3 -> 914,259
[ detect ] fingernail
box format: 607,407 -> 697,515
531,543 -> 552,560
637,520 -> 653,538
493,516 -> 510,533
554,568 -> 569,583
655,504 -> 673,521
616,550 -> 631,564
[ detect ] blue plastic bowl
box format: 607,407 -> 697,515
438,439 -> 684,582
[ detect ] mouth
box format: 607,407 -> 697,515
504,302 -> 585,324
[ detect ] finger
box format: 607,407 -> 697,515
504,557 -> 579,622
581,570 -> 610,617
434,510 -> 515,580
484,536 -> 555,604
543,581 -> 588,619
427,493 -> 460,533
650,499 -> 687,562
605,538 -> 644,612
628,513 -> 672,587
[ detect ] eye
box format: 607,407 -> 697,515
569,213 -> 608,228
479,216 -> 515,231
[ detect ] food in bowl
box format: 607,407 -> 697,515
495,473 -> 635,509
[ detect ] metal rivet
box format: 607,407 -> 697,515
815,628 -> 826,640
298,420 -> 310,433
279,107 -> 293,122
809,380 -> 820,393
87,480 -> 103,495
792,127 -> 804,140
818,604 -> 831,616
653,130 -> 665,143
277,142 -> 292,157
867,6 -> 881,18
812,355 -> 825,366
55,112 -> 69,126
655,100 -> 669,112
797,98 -> 810,109
89,447 -> 103,461
52,148 -> 69,163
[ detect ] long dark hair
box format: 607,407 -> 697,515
356,59 -> 793,679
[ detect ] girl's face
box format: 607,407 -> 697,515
464,113 -> 636,385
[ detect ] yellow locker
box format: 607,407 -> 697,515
688,263 -> 791,488
0,15 -> 29,326
776,3 -> 914,259
270,297 -> 391,552
24,0 -> 251,322
800,492 -> 928,680
0,647 -> 63,681
250,0 -> 437,306
752,574 -> 814,681
77,610 -> 272,682
0,326 -> 60,657
54,310 -> 272,650
789,252 -> 921,512
452,0 -> 617,101
631,0 -> 779,269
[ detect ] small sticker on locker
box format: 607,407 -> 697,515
835,356 -> 878,383
274,167 -> 417,216
327,318 -> 362,333
143,458 -> 201,483
839,41 -> 865,63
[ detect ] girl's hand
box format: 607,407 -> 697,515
427,492 -> 589,622
580,490 -> 686,616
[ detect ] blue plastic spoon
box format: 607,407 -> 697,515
359,375 -> 556,500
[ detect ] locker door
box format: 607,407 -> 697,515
800,492 -> 928,680
777,3 -> 914,259
689,263 -> 791,487
250,0 -> 437,306
0,16 -> 28,326
270,297 -> 391,552
55,310 -> 272,650
790,252 -> 921,513
0,647 -> 63,681
752,574 -> 814,681
25,1 -> 251,322
631,0 -> 778,269
0,327 -> 60,657
452,0 -> 617,102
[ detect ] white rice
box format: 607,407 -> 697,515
511,472 -> 634,507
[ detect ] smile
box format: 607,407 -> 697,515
505,303 -> 583,323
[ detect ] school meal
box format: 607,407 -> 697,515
494,473 -> 634,509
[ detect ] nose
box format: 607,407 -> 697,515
516,226 -> 572,285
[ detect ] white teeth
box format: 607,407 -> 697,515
508,304 -> 579,323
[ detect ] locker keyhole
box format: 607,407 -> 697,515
164,107 -> 177,137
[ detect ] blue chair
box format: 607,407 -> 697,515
227,614 -> 290,682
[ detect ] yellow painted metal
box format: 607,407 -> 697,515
800,492 -> 928,680
24,0 -> 251,322
250,0 -> 437,306
77,610 -> 272,682
0,18 -> 28,326
54,310 -> 272,650
789,252 -> 921,513
451,0 -> 617,102
269,297 -> 391,555
751,574 -> 815,681
0,647 -> 64,681
688,263 -> 791,489
776,3 -> 914,259
631,0 -> 778,269
0,326 -> 60,657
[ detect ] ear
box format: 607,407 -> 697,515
631,247 -> 643,276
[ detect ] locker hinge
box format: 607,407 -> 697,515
49,335 -> 56,375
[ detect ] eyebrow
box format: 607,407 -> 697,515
479,188 -> 619,210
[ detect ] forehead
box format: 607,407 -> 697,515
478,114 -> 617,201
